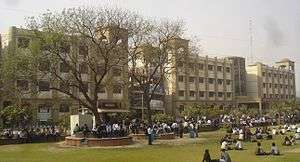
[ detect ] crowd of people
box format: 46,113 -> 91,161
73,122 -> 129,138
0,125 -> 63,143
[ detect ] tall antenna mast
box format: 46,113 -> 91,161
249,18 -> 254,64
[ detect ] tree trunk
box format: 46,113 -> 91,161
93,109 -> 102,125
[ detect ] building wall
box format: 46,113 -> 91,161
165,38 -> 235,116
1,26 -> 129,123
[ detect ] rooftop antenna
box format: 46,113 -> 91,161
249,18 -> 254,64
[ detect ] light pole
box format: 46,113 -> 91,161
141,93 -> 144,121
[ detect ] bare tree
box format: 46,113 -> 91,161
24,7 -> 150,124
128,20 -> 188,123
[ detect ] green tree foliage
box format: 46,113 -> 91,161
0,106 -> 33,128
181,104 -> 224,119
152,113 -> 173,123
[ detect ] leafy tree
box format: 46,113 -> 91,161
0,106 -> 33,128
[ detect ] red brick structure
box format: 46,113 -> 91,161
130,133 -> 175,140
65,136 -> 133,147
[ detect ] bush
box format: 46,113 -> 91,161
152,113 -> 173,124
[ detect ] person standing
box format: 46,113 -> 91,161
147,125 -> 153,145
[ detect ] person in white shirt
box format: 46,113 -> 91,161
272,128 -> 277,135
234,139 -> 243,150
147,126 -> 153,145
221,140 -> 228,150
270,142 -> 280,155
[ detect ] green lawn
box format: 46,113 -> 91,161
0,131 -> 299,162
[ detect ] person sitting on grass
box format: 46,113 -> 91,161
202,149 -> 211,162
283,136 -> 292,146
234,139 -> 243,150
220,149 -> 232,162
255,142 -> 267,155
290,135 -> 296,145
221,139 -> 229,150
269,142 -> 280,155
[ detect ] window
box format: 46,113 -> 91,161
97,84 -> 106,93
17,80 -> 29,91
17,37 -> 30,48
60,62 -> 70,73
80,82 -> 88,93
39,60 -> 50,71
199,91 -> 205,97
268,73 -> 272,77
263,83 -> 266,88
217,66 -> 223,72
226,67 -> 231,73
112,67 -> 122,77
208,65 -> 214,71
198,63 -> 204,70
79,45 -> 88,57
178,90 -> 184,96
209,92 -> 215,97
38,81 -> 50,91
189,77 -> 195,83
263,94 -> 267,98
59,103 -> 69,113
199,77 -> 204,83
208,78 -> 214,84
218,92 -> 223,97
226,92 -> 231,98
113,85 -> 122,94
38,104 -> 51,113
226,80 -> 231,85
79,63 -> 88,74
59,82 -> 70,93
178,76 -> 184,82
269,84 -> 272,88
262,72 -> 266,76
189,91 -> 195,97
217,79 -> 223,85
177,61 -> 183,67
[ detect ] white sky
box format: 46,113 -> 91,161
0,0 -> 299,95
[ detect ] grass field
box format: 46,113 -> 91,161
0,130 -> 299,162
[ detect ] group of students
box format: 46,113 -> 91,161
1,126 -> 61,139
255,142 -> 280,155
202,149 -> 231,162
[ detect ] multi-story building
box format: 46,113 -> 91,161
226,56 -> 247,96
1,26 -> 129,123
165,38 -> 235,115
0,26 -> 297,120
243,59 -> 296,113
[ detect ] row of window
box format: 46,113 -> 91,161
177,62 -> 231,73
39,61 -> 122,77
178,76 -> 231,85
17,80 -> 122,94
262,72 -> 294,79
262,94 -> 295,99
38,103 -> 69,113
262,83 -> 295,89
178,91 -> 232,98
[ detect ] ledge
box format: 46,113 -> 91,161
65,136 -> 133,147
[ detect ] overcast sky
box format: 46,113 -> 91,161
0,0 -> 299,95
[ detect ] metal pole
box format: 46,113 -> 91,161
142,93 -> 144,121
